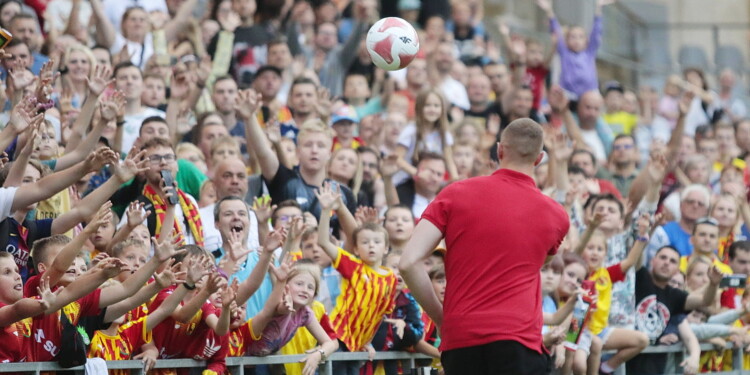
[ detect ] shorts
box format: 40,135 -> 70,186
576,327 -> 615,355
442,340 -> 550,375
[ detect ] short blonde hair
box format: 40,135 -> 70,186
176,142 -> 205,161
297,119 -> 334,145
288,259 -> 322,298
210,135 -> 241,156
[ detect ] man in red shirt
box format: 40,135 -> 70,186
400,118 -> 569,374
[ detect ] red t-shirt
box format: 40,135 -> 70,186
421,168 -> 569,353
20,289 -> 102,361
0,302 -> 25,363
526,65 -> 550,110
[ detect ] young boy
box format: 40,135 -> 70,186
316,182 -> 397,375
331,105 -> 364,151
680,217 -> 733,275
300,228 -> 340,311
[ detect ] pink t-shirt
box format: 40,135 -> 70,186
244,306 -> 313,356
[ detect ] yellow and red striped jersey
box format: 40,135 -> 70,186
88,317 -> 151,375
330,248 -> 397,351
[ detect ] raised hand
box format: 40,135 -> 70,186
205,271 -> 227,295
679,89 -> 695,116
227,229 -> 252,262
646,151 -> 668,184
114,147 -> 149,182
185,255 -> 212,285
84,147 -> 118,172
264,227 -> 288,252
99,257 -> 126,279
314,182 -> 342,211
315,87 -> 332,120
391,319 -> 406,339
100,91 -> 126,122
708,266 -> 724,286
9,96 -> 41,134
126,201 -> 151,228
589,212 -> 605,229
548,85 -> 569,114
84,201 -> 113,234
252,196 -> 276,225
218,10 -> 241,32
7,64 -> 35,91
552,132 -> 574,162
37,276 -> 62,311
154,259 -> 186,288
234,89 -> 262,120
86,64 -> 114,96
269,253 -> 293,283
355,206 -> 379,225
636,212 -> 652,237
152,233 -> 187,263
380,155 -> 401,178
265,118 -> 282,144
220,279 -> 238,309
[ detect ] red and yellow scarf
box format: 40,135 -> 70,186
142,185 -> 204,247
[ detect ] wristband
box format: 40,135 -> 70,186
116,120 -> 126,127
183,282 -> 196,290
636,235 -> 649,242
317,349 -> 326,363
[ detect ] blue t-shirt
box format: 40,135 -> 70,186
542,295 -> 557,334
214,248 -> 275,319
0,218 -> 53,282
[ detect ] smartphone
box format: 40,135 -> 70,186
564,295 -> 593,351
0,28 -> 12,49
720,274 -> 747,288
160,170 -> 180,206
582,280 -> 596,296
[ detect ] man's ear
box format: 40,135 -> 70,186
36,262 -> 47,274
534,151 -> 545,167
496,142 -> 503,161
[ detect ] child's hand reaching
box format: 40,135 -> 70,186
589,212 -> 605,229
84,202 -> 113,235
37,276 -> 61,311
220,279 -> 238,309
154,259 -> 186,288
355,206 -> 379,226
205,272 -> 227,295
252,196 -> 276,225
185,255 -> 212,286
276,290 -> 295,314
126,201 -> 151,229
390,319 -> 406,339
152,233 -> 187,263
636,213 -> 652,238
315,182 -> 342,211
263,227 -> 288,253
270,254 -> 293,283
96,257 -> 127,279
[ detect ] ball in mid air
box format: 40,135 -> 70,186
366,17 -> 420,71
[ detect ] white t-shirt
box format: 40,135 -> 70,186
580,128 -> 607,163
200,203 -> 260,254
44,0 -> 93,33
440,77 -> 470,110
0,187 -> 18,220
412,193 -> 431,219
111,32 -> 155,70
122,107 -> 166,153
103,0 -> 167,34
397,124 -> 454,163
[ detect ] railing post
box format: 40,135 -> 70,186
734,346 -> 743,372
323,359 -> 333,375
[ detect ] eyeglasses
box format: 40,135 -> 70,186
614,144 -> 634,151
278,214 -> 303,223
147,154 -> 176,164
683,198 -> 707,207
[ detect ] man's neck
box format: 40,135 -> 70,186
679,218 -> 696,234
407,82 -> 423,93
469,101 -> 489,113
125,99 -> 143,116
499,162 -> 536,180
293,111 -> 313,126
347,97 -> 366,106
612,162 -> 636,176
651,274 -> 669,289
299,166 -> 327,187
220,112 -> 238,131
579,119 -> 596,130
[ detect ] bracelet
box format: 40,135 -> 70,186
116,120 -> 126,127
183,282 -> 196,290
317,349 -> 326,363
636,235 -> 650,242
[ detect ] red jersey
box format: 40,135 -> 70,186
421,168 -> 569,353
0,302 -> 26,363
20,289 -> 102,361
525,65 -> 549,110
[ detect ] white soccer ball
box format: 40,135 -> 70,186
365,17 -> 420,71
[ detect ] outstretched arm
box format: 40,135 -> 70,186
399,219 -> 445,327
235,230 -> 287,306
238,89 -> 279,181
315,183 -> 344,261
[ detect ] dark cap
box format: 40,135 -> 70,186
603,80 -> 624,95
255,65 -> 283,78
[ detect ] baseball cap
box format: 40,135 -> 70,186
331,105 -> 359,125
603,80 -> 624,95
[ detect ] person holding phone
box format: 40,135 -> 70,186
129,137 -> 204,246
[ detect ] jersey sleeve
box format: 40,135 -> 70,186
119,317 -> 152,349
78,288 -> 102,317
23,273 -> 43,297
319,314 -> 337,340
332,247 -> 360,279
420,185 -> 455,235
0,187 -> 17,221
607,263 -> 626,284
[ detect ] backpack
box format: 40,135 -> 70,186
56,310 -> 88,368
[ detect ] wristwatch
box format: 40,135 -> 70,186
317,349 -> 327,363
636,235 -> 650,242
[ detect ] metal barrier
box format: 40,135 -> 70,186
0,344 -> 745,375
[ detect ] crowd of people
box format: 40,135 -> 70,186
0,0 -> 746,374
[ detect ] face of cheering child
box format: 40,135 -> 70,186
540,264 -> 562,295
91,214 -> 117,250
581,233 -> 608,271
355,229 -> 388,267
0,257 -> 23,304
286,272 -> 317,308
384,253 -> 404,292
116,245 -> 148,282
431,275 -> 446,304
558,262 -> 586,298
128,224 -> 151,244
566,26 -> 587,53
301,233 -> 332,269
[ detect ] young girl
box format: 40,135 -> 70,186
711,193 -> 746,262
327,148 -> 365,206
234,259 -> 339,375
538,0 -> 610,100
396,89 -> 458,180
383,205 -> 415,254
573,215 -> 651,375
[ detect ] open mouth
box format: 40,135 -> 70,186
14,283 -> 22,291
231,223 -> 244,233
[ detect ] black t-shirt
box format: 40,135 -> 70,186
463,102 -> 502,131
627,267 -> 689,375
266,164 -> 356,229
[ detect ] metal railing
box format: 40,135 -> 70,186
0,344 -> 748,375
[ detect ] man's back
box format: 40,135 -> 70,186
421,168 -> 569,353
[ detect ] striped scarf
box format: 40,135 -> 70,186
142,184 -> 204,246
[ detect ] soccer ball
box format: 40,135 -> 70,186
366,17 -> 420,71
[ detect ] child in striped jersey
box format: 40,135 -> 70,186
316,182 -> 398,375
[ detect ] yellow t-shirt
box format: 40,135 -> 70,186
280,301 -> 327,375
679,255 -> 733,275
603,111 -> 638,135
588,264 -> 625,335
